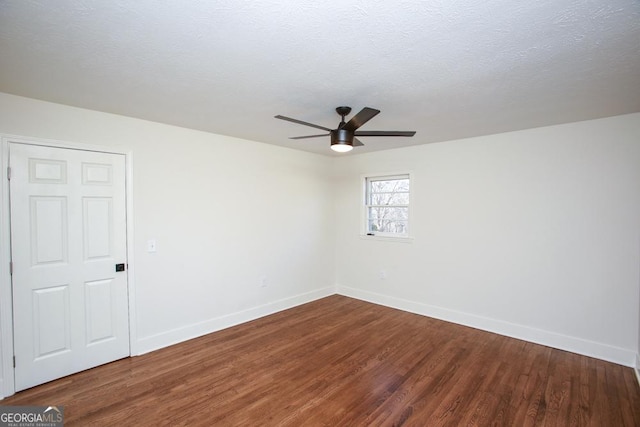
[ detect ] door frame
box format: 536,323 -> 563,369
0,134 -> 138,398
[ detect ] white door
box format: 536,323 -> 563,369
9,142 -> 130,391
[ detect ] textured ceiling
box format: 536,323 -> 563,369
1,0 -> 639,155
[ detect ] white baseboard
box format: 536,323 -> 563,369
336,285 -> 636,367
136,287 -> 335,355
635,354 -> 640,387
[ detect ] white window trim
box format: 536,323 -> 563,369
361,171 -> 414,242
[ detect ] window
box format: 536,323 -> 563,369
364,174 -> 411,238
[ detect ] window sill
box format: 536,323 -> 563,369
359,234 -> 414,243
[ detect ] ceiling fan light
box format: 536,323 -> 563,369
330,143 -> 353,153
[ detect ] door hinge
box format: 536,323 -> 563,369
13,356 -> 15,368
9,261 -> 13,276
6,166 -> 10,181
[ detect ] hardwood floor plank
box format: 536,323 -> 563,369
2,295 -> 639,426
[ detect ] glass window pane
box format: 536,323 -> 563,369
368,207 -> 408,221
370,178 -> 409,193
367,178 -> 410,205
368,220 -> 408,234
369,192 -> 409,205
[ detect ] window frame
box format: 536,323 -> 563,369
361,172 -> 413,241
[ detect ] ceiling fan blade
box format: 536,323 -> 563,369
275,115 -> 332,132
353,138 -> 364,147
289,134 -> 329,140
354,130 -> 416,137
342,107 -> 380,132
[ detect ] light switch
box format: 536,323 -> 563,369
147,239 -> 157,253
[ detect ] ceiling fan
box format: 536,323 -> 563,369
275,106 -> 416,153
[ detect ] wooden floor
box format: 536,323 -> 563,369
3,295 -> 640,426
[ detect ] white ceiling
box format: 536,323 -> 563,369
1,1 -> 639,156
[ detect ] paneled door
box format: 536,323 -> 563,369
9,142 -> 130,391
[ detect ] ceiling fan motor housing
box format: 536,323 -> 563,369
331,128 -> 354,147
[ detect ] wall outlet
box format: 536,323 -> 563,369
260,275 -> 268,287
379,270 -> 387,280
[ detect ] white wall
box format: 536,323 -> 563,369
0,93 -> 335,396
334,113 -> 640,366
